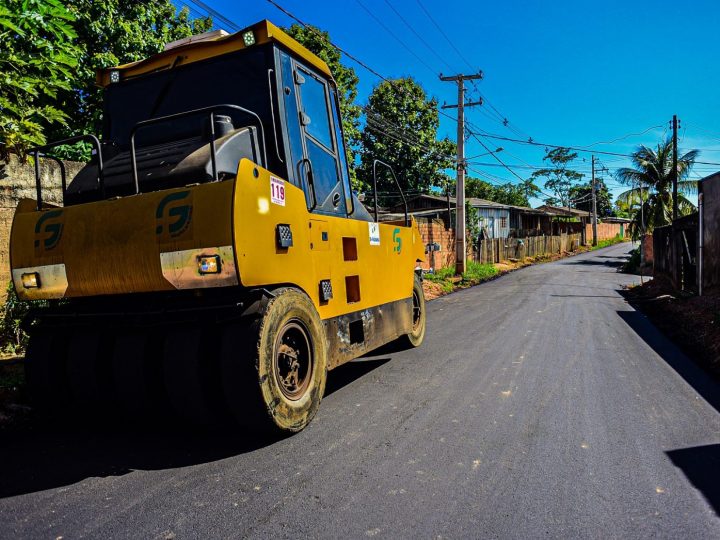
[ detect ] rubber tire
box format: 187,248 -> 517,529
66,331 -> 115,411
401,276 -> 426,348
113,331 -> 168,418
221,288 -> 328,433
24,329 -> 70,410
163,324 -> 227,427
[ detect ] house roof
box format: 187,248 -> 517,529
602,216 -> 632,223
416,194 -> 508,209
536,205 -> 590,218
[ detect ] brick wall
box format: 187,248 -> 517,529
0,155 -> 83,302
642,233 -> 654,266
583,222 -> 629,242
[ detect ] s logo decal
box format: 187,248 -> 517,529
393,228 -> 402,254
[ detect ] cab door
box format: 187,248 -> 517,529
279,51 -> 352,218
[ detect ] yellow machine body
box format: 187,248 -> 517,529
10,19 -> 426,374
10,160 -> 424,364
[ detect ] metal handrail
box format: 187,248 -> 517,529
31,134 -> 104,210
372,159 -> 408,225
130,104 -> 267,194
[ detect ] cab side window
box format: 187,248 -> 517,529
296,68 -> 345,215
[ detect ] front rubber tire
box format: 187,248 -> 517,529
221,288 -> 328,433
401,276 -> 426,348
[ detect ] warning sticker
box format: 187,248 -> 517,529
368,222 -> 380,245
270,176 -> 286,206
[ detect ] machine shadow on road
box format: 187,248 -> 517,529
562,255 -> 630,269
666,444 -> 720,515
616,310 -> 720,413
0,357 -> 391,499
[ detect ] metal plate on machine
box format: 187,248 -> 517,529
160,245 -> 238,289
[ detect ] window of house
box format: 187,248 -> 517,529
499,216 -> 507,228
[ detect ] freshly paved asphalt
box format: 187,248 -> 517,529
1,242 -> 719,539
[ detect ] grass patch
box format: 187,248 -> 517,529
591,235 -> 625,251
462,261 -> 498,283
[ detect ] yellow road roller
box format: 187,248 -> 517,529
9,20 -> 426,432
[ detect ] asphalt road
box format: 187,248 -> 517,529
1,242 -> 719,539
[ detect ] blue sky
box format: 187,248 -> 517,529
185,0 -> 720,207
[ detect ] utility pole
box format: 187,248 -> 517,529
591,155 -> 598,246
440,72 -> 483,274
672,114 -> 679,221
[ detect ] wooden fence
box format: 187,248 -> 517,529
475,233 -> 583,264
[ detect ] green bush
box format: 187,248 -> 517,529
593,234 -> 625,250
623,247 -> 641,273
462,262 -> 498,283
425,266 -> 456,282
0,282 -> 36,355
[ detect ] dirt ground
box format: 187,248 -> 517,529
624,276 -> 720,381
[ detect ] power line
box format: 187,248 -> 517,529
382,0 -> 454,73
187,0 -> 241,31
414,0 -> 475,71
355,0 -> 440,76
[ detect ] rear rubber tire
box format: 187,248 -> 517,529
66,331 -> 115,411
163,324 -> 227,427
221,288 -> 328,433
25,329 -> 70,410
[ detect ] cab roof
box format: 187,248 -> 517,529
96,20 -> 333,87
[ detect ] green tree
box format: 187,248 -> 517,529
519,178 -> 540,201
530,147 -> 584,207
284,24 -> 362,189
46,2 -> 212,159
463,177 -> 530,206
359,77 -> 454,200
464,177 -> 496,200
615,138 -> 698,232
0,0 -> 81,161
569,178 -> 614,216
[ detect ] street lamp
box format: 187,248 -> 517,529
466,147 -> 503,160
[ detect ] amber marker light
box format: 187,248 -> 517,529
21,272 -> 40,289
197,255 -> 221,274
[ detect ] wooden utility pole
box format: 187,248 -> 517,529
440,72 -> 483,274
672,114 -> 679,221
591,155 -> 598,246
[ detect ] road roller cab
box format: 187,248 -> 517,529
10,20 -> 426,432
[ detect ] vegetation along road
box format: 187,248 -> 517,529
0,242 -> 718,538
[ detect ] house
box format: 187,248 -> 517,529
387,194 -> 556,239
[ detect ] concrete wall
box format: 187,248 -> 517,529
0,155 -> 83,301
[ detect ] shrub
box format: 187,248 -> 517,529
462,261 -> 498,283
0,282 -> 36,355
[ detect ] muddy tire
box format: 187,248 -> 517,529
221,288 -> 328,433
400,276 -> 426,348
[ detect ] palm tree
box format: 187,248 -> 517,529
615,138 -> 698,236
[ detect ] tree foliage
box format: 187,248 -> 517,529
284,24 -> 362,188
463,177 -> 531,206
0,0 -> 80,161
1,1 -> 212,161
530,147 -> 584,207
359,77 -> 455,199
615,138 -> 698,232
568,178 -> 614,216
49,2 -> 212,159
